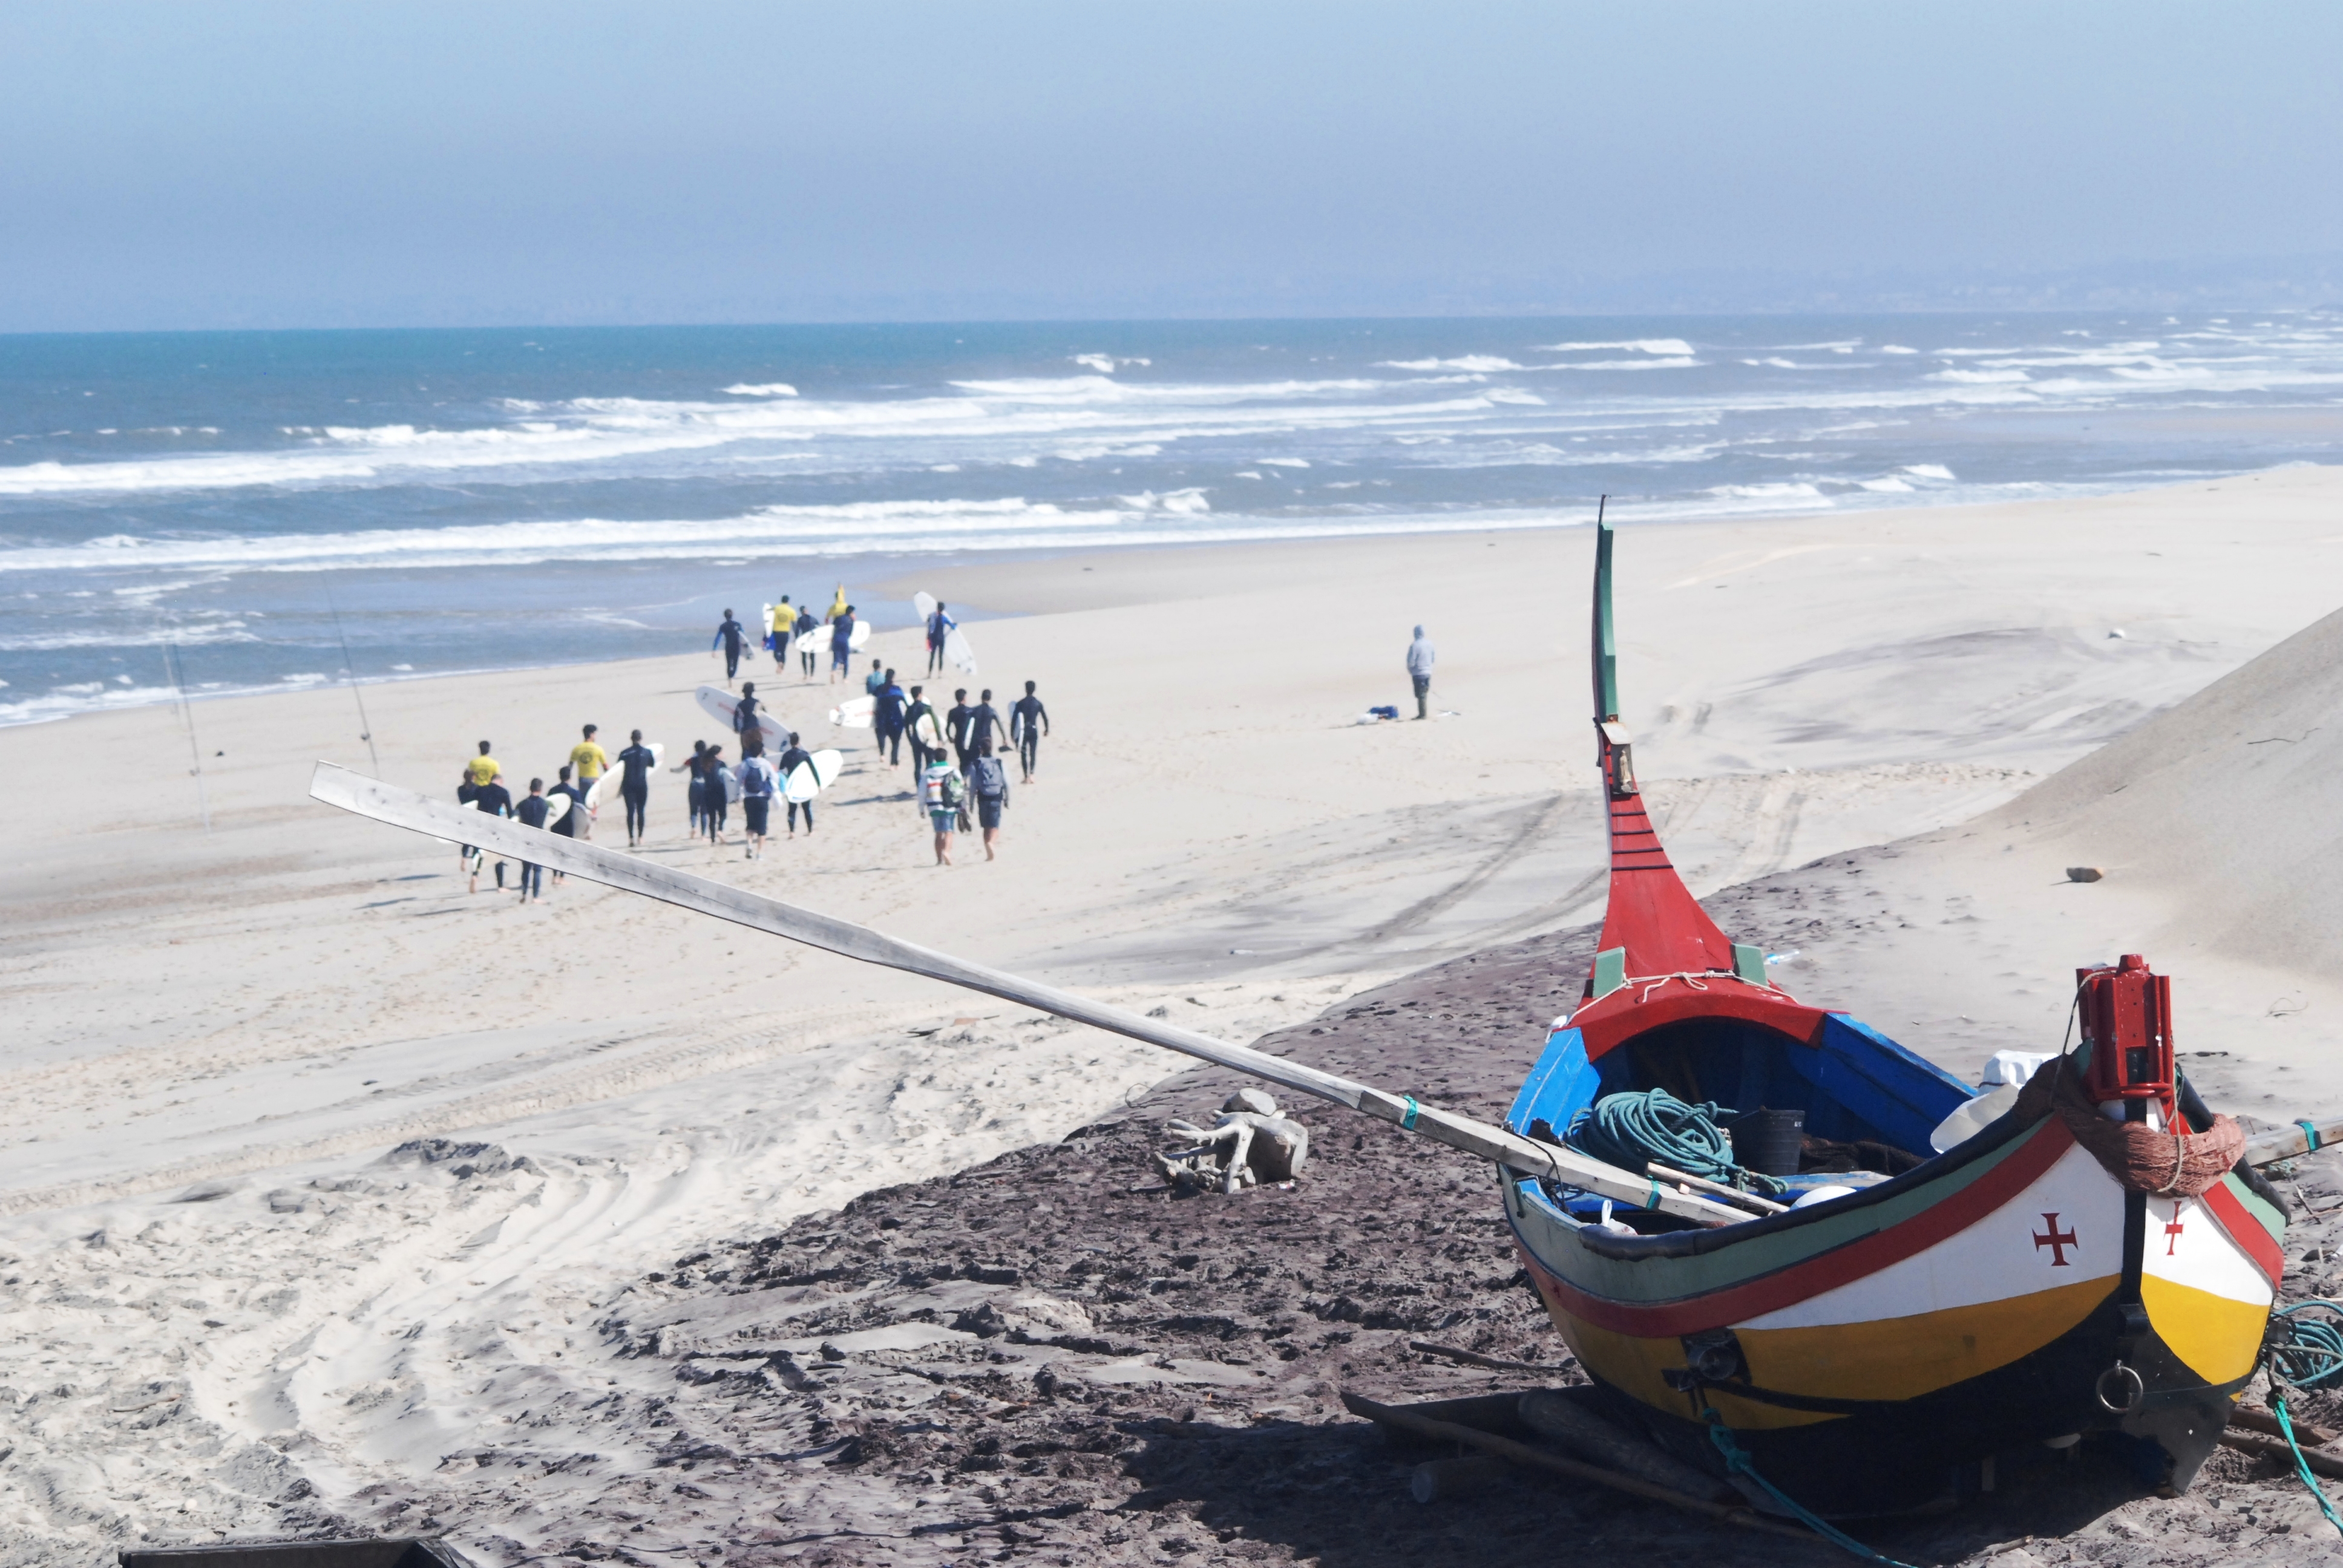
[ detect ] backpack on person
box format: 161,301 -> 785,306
922,766 -> 964,811
740,759 -> 775,799
971,756 -> 1007,802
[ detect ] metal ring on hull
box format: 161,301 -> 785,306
2095,1361 -> 2146,1415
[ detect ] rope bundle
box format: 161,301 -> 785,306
1565,1088 -> 1788,1198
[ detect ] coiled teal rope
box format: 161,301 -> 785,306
2273,1300 -> 2343,1390
1566,1089 -> 1789,1197
2266,1300 -> 2343,1540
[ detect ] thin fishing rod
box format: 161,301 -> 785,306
163,636 -> 212,832
326,591 -> 382,777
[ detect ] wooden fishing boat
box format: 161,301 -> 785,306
1500,520 -> 2286,1512
310,519 -> 2327,1524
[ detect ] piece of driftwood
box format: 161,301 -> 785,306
2218,1428 -> 2343,1479
1407,1339 -> 1573,1374
1518,1388 -> 1739,1503
1341,1391 -> 1814,1541
1409,1454 -> 1513,1504
2229,1403 -> 2340,1446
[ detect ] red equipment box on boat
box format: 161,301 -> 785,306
2077,953 -> 2175,1107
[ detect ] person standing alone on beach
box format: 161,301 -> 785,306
1011,681 -> 1049,782
568,725 -> 608,838
968,738 -> 1009,861
616,728 -> 657,847
1406,625 -> 1437,720
713,609 -> 750,687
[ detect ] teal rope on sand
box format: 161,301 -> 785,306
2269,1300 -> 2343,1539
1704,1414 -> 1919,1568
2276,1396 -> 2343,1540
1567,1088 -> 1788,1197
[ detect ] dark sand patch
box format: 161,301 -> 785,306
358,851 -> 2343,1566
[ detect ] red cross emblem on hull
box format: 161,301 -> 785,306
2166,1202 -> 2185,1256
2033,1212 -> 2079,1266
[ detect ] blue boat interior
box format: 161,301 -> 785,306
1507,1011 -> 1978,1223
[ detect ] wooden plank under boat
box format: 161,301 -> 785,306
1500,518 -> 2284,1513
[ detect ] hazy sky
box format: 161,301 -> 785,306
5,2 -> 2341,330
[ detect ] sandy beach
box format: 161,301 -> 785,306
6,463 -> 2343,1565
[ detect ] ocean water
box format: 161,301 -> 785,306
3,312 -> 2340,725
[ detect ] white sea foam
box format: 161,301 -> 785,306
1257,457 -> 1310,468
1929,368 -> 2033,384
1543,358 -> 1700,371
1537,339 -> 1697,356
1070,354 -> 1150,373
721,383 -> 799,397
1376,356 -> 1523,372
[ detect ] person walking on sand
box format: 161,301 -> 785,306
875,668 -> 907,765
945,688 -> 975,773
701,742 -> 730,844
925,600 -> 955,675
467,769 -> 515,894
776,731 -> 816,837
616,728 -> 657,847
736,731 -> 778,860
968,737 -> 1010,861
733,681 -> 762,745
904,684 -> 941,785
795,603 -> 820,678
713,609 -> 750,687
513,777 -> 553,901
828,604 -> 858,683
767,596 -> 795,673
457,740 -> 498,872
863,658 -> 886,701
568,725 -> 608,838
548,763 -> 586,884
964,688 -> 1003,761
920,750 -> 965,866
1406,624 -> 1437,720
1011,681 -> 1049,782
677,740 -> 710,838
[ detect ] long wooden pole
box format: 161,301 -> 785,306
308,763 -> 1746,1226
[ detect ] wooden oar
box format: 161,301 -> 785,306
2243,1117 -> 2343,1168
310,763 -> 1746,1226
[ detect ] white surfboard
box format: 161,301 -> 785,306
696,684 -> 789,748
945,626 -> 977,674
539,794 -> 571,829
849,618 -> 872,652
719,765 -> 742,803
785,748 -> 844,803
584,743 -> 663,811
828,694 -> 876,728
913,591 -> 938,624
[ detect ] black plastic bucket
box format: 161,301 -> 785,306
1731,1108 -> 1805,1176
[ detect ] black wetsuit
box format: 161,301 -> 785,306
777,744 -> 814,831
876,682 -> 906,764
617,743 -> 656,840
904,699 -> 937,776
473,782 -> 514,887
963,702 -> 1003,760
945,702 -> 975,770
713,616 -> 747,679
1011,694 -> 1049,778
549,781 -> 586,838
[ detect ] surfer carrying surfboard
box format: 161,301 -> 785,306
925,601 -> 955,675
567,725 -> 608,838
828,606 -> 858,684
904,685 -> 942,785
776,732 -> 816,837
875,670 -> 907,764
767,596 -> 794,672
512,779 -> 554,901
795,604 -> 820,679
465,769 -> 514,894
